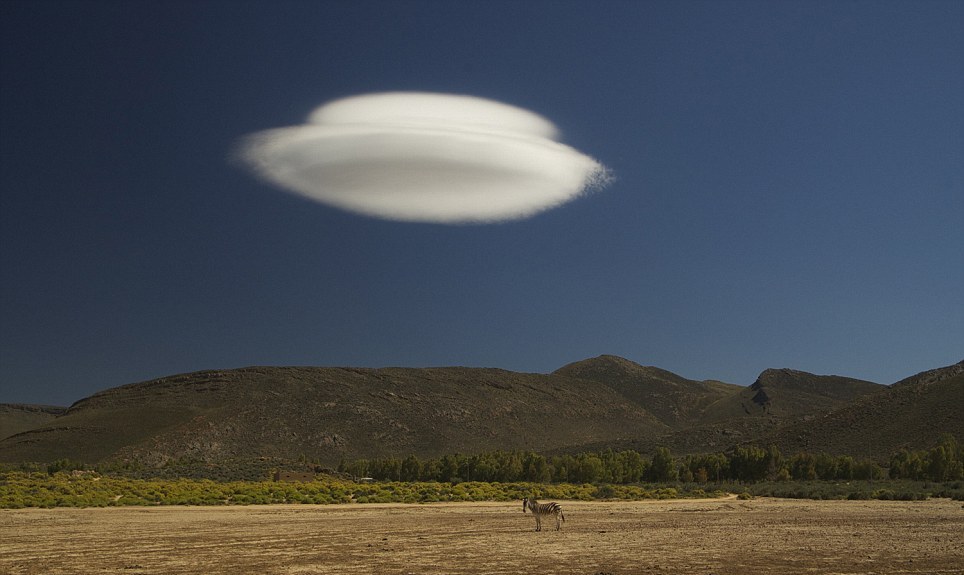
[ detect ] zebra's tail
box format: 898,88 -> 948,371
561,512 -> 566,522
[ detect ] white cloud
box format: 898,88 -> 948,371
239,92 -> 610,223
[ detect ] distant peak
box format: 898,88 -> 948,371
553,355 -> 643,375
589,354 -> 641,367
750,368 -> 821,391
759,368 -> 807,378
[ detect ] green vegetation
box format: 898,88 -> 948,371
338,436 -> 962,486
7,456 -> 326,482
0,472 -> 715,509
0,472 -> 354,508
888,435 -> 964,481
748,480 -> 964,501
2,437 -> 961,508
337,447 -> 890,484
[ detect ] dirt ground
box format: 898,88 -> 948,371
1,497 -> 962,575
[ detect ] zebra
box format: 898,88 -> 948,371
522,497 -> 565,531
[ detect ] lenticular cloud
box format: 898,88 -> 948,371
240,92 -> 610,223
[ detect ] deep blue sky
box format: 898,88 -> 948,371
2,0 -> 962,406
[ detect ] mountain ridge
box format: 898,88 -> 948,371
751,360 -> 964,457
553,355 -> 743,428
1,356 -> 958,467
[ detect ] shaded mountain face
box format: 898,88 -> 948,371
548,357 -> 889,458
0,357 -> 956,467
754,360 -> 964,460
553,355 -> 740,428
699,368 -> 885,423
0,404 -> 66,441
0,365 -> 667,466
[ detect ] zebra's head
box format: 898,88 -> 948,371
522,497 -> 529,512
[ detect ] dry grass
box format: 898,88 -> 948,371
1,497 -> 962,574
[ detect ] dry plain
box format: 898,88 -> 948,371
1,497 -> 962,575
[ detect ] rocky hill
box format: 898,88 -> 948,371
751,360 -> 964,459
550,357 -> 888,456
0,364 -> 667,466
552,355 -> 741,428
1,356 -> 957,467
699,368 -> 884,423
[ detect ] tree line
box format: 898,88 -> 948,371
889,435 -> 963,481
5,436 -> 960,486
338,435 -> 963,485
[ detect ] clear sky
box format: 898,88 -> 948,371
1,0 -> 962,406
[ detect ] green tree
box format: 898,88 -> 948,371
889,449 -> 925,480
646,448 -> 677,482
814,453 -> 839,480
420,458 -> 441,482
766,445 -> 784,480
618,450 -> 645,483
438,454 -> 461,483
573,453 -> 605,483
728,446 -> 769,482
373,457 -> 402,481
550,455 -> 573,483
499,452 -> 524,482
400,455 -> 421,482
854,458 -> 883,480
338,458 -> 369,480
523,452 -> 551,483
929,435 -> 963,481
835,456 -> 856,480
790,452 -> 817,480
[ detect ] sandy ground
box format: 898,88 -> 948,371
1,497 -> 962,574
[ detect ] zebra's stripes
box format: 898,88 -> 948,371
522,497 -> 566,531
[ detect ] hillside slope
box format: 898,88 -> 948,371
554,357 -> 886,455
700,368 -> 884,423
0,357 -> 956,467
0,404 -> 66,441
0,365 -> 668,466
553,355 -> 740,428
752,360 -> 964,460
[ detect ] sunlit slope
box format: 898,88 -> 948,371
699,368 -> 885,422
1,357 -> 958,466
0,365 -> 668,465
553,355 -> 741,428
755,361 -> 964,459
549,357 -> 889,457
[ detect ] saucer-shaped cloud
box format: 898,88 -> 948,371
240,92 -> 610,223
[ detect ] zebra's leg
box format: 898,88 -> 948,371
535,515 -> 541,531
555,513 -> 561,530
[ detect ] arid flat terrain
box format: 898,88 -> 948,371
1,497 -> 962,574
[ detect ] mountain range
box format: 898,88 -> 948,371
1,355 -> 961,467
